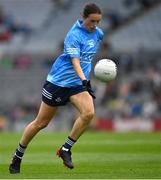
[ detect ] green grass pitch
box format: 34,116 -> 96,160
0,131 -> 161,179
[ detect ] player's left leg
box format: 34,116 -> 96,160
57,91 -> 95,169
69,91 -> 95,139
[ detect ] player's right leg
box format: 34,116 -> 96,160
9,101 -> 57,174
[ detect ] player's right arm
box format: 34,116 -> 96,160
64,33 -> 86,80
71,57 -> 86,81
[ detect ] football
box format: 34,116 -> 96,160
94,59 -> 117,82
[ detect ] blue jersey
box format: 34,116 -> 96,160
47,19 -> 104,87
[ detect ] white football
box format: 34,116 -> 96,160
94,59 -> 117,82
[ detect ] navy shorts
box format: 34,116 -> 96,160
42,81 -> 86,106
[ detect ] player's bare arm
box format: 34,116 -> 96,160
71,57 -> 86,80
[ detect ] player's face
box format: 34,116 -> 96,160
83,13 -> 102,32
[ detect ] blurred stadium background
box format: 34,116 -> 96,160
0,0 -> 161,133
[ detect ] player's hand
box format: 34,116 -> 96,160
82,80 -> 96,99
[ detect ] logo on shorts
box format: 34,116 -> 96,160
55,97 -> 61,102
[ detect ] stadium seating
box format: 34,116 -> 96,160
0,0 -> 161,131
108,4 -> 161,51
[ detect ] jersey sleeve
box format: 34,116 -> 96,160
100,30 -> 104,40
97,28 -> 104,40
64,33 -> 80,58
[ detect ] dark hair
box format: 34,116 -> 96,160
83,3 -> 102,18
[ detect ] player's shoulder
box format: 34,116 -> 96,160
95,27 -> 104,40
65,31 -> 80,44
66,24 -> 81,41
68,28 -> 80,37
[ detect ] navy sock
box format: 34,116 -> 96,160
15,143 -> 27,159
62,136 -> 76,151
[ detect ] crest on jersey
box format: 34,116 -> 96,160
87,39 -> 95,48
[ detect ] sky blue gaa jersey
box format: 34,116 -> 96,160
47,19 -> 104,87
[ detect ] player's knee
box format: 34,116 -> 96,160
34,119 -> 49,130
82,111 -> 95,123
38,122 -> 48,129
